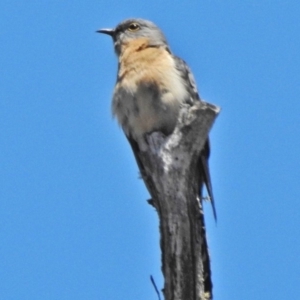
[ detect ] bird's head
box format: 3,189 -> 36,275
97,18 -> 168,55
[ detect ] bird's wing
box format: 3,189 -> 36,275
174,56 -> 217,220
174,56 -> 201,103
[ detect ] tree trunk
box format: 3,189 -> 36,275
139,101 -> 220,300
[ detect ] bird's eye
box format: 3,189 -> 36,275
128,23 -> 140,32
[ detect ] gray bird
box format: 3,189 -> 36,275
97,18 -> 216,220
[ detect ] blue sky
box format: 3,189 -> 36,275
1,1 -> 300,299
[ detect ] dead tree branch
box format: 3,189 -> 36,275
134,101 -> 220,300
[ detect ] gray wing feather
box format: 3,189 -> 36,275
174,56 -> 217,220
174,56 -> 201,103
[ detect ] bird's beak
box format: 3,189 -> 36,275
96,28 -> 115,37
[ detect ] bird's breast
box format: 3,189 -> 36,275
112,46 -> 188,141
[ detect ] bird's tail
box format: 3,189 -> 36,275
200,140 -> 217,221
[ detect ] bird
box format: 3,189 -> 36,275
97,18 -> 216,220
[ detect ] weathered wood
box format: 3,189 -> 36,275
135,101 -> 220,300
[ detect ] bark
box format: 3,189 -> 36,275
139,101 -> 220,300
